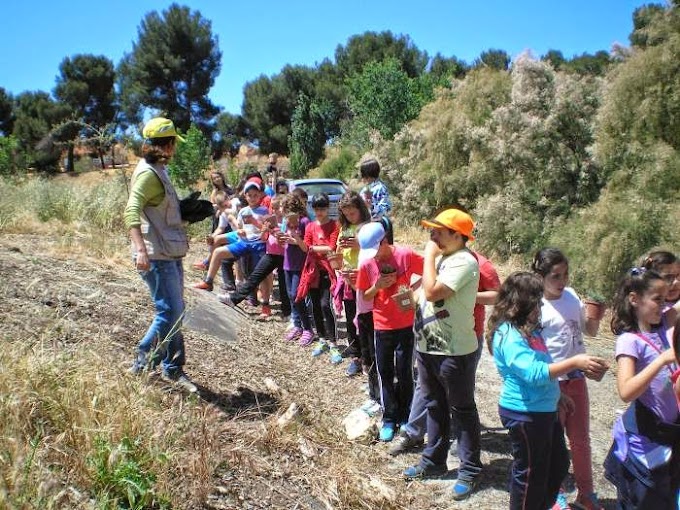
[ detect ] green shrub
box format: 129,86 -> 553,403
318,147 -> 359,182
89,436 -> 170,510
550,189 -> 673,300
167,124 -> 211,189
0,135 -> 20,176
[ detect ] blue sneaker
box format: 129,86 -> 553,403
451,479 -> 475,501
345,358 -> 362,376
329,346 -> 343,365
379,422 -> 396,442
311,340 -> 329,357
403,464 -> 448,480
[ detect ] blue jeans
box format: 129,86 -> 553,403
138,259 -> 186,375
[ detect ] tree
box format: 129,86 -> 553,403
289,94 -> 328,177
117,4 -> 221,132
167,124 -> 211,189
242,64 -> 317,153
213,112 -> 249,158
12,91 -> 70,172
54,54 -> 116,171
335,31 -> 428,78
428,53 -> 468,86
473,49 -> 511,71
630,3 -> 666,48
0,87 -> 14,136
541,49 -> 566,70
347,58 -> 426,141
563,51 -> 612,76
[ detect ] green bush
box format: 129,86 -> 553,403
550,189 -> 673,300
89,436 -> 170,510
167,124 -> 211,189
0,135 -> 20,176
318,147 -> 359,182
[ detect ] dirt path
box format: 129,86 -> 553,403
0,234 -> 623,509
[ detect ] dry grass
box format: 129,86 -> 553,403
0,174 -> 624,509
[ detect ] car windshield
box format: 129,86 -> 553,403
296,182 -> 346,197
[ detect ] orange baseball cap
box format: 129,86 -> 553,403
421,209 -> 475,240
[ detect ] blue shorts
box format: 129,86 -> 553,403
224,231 -> 240,244
229,240 -> 266,261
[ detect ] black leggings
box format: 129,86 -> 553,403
309,271 -> 335,341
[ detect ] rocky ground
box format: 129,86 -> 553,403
0,233 -> 623,509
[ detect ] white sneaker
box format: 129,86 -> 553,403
360,399 -> 381,416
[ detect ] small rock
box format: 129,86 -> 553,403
342,409 -> 378,442
277,402 -> 299,428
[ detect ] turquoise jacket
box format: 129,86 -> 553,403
492,322 -> 559,413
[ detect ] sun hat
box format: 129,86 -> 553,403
421,208 -> 475,241
142,117 -> 185,142
358,222 -> 386,264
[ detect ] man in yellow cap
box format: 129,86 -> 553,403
124,117 -> 197,392
402,208 -> 482,501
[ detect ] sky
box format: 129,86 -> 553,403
0,0 -> 647,115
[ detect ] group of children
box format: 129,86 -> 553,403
489,250 -> 679,509
190,160 -> 679,510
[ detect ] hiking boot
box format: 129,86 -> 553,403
403,463 -> 447,480
284,327 -> 302,342
161,371 -> 198,393
220,283 -> 236,293
379,422 -> 396,442
192,260 -> 208,271
551,490 -> 570,510
329,346 -> 343,364
298,330 -> 315,347
573,492 -> 604,510
194,280 -> 213,291
345,358 -> 362,377
311,340 -> 329,357
389,431 -> 424,456
257,304 -> 272,321
451,479 -> 475,501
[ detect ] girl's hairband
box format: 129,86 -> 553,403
629,267 -> 647,276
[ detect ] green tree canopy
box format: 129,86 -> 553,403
348,58 -> 429,141
242,64 -> 317,154
630,3 -> 667,48
289,94 -> 328,177
335,31 -> 428,78
213,112 -> 249,158
473,49 -> 511,71
428,53 -> 468,85
12,91 -> 70,172
117,3 -> 221,132
54,54 -> 116,171
0,87 -> 14,136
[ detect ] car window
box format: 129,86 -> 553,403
296,183 -> 346,197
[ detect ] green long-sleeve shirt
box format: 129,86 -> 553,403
124,168 -> 165,229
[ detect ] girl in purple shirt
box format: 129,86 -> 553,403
604,267 -> 680,509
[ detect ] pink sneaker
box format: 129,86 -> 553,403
298,330 -> 315,347
284,327 -> 302,342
